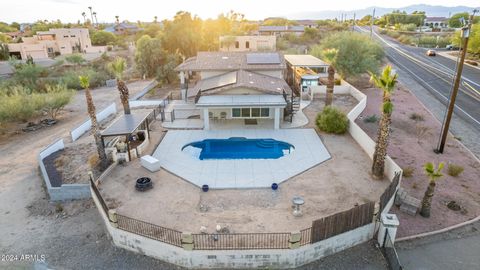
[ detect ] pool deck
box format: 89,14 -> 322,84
152,129 -> 331,189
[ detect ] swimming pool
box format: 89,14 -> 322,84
182,137 -> 294,160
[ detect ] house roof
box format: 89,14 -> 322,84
175,51 -> 286,72
284,54 -> 328,67
425,17 -> 448,22
101,111 -> 150,137
188,70 -> 292,98
196,94 -> 287,108
258,25 -> 305,32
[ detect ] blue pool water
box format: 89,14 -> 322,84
182,137 -> 294,160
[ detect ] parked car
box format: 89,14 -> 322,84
446,44 -> 459,50
426,50 -> 436,56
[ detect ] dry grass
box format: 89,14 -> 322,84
402,166 -> 415,178
447,163 -> 464,177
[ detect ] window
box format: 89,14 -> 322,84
231,108 -> 270,118
251,108 -> 260,117
245,41 -> 250,49
235,41 -> 239,49
261,108 -> 269,117
70,35 -> 76,37
232,108 -> 240,117
63,35 -> 69,38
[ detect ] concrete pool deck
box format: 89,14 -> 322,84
152,129 -> 331,189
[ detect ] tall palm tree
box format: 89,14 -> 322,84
369,65 -> 398,179
79,76 -> 108,170
93,12 -> 98,26
322,48 -> 338,106
108,57 -> 131,115
88,6 -> 94,26
81,12 -> 86,24
115,16 -> 120,24
154,16 -> 158,23
420,162 -> 444,217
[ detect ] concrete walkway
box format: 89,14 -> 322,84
397,221 -> 480,270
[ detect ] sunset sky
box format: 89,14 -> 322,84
1,0 -> 478,23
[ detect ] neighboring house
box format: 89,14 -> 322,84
3,31 -> 24,40
284,54 -> 329,93
7,28 -> 105,60
219,36 -> 276,52
175,51 -> 298,129
296,20 -> 318,28
424,17 -> 448,28
104,23 -> 141,35
258,25 -> 305,36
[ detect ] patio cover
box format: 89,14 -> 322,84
101,111 -> 150,137
284,54 -> 328,67
196,95 -> 287,108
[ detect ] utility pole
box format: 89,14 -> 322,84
436,11 -> 477,153
370,8 -> 376,38
353,13 -> 356,31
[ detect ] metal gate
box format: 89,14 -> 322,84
382,230 -> 403,270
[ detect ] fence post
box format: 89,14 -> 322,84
108,209 -> 118,228
289,231 -> 301,249
181,232 -> 194,250
377,213 -> 399,247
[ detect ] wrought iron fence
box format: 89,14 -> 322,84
383,230 -> 403,270
116,214 -> 183,247
89,177 -> 109,220
192,232 -> 291,250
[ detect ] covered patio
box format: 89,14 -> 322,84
196,94 -> 286,130
101,111 -> 152,161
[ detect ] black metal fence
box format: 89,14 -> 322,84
116,214 -> 183,247
383,230 -> 404,270
300,227 -> 312,246
379,172 -> 401,214
89,177 -> 109,220
192,232 -> 291,250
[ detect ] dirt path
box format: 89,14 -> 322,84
0,80 -> 164,268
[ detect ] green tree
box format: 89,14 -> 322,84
448,12 -> 470,28
452,23 -> 480,55
0,22 -> 16,32
0,33 -> 12,43
156,53 -> 180,84
42,84 -> 75,120
162,11 -> 202,57
369,65 -> 398,179
78,75 -> 108,170
91,30 -> 117,46
420,162 -> 445,217
0,43 -> 9,61
312,31 -> 384,79
135,35 -> 167,77
108,57 -> 131,115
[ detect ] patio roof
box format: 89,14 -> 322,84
101,111 -> 150,137
284,54 -> 329,67
196,94 -> 287,108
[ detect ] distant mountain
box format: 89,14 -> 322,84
286,4 -> 478,20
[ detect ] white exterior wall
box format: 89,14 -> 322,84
219,36 -> 276,52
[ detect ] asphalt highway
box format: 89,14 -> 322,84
356,26 -> 480,129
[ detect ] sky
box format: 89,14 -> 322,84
1,0 -> 478,23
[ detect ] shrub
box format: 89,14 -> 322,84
363,114 -> 378,123
316,106 -> 349,134
42,84 -> 75,120
447,164 -> 464,177
403,166 -> 414,177
409,112 -> 424,121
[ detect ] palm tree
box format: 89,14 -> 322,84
322,48 -> 338,106
108,57 -> 131,114
115,16 -> 120,24
154,16 -> 158,23
81,12 -> 86,24
93,12 -> 98,26
369,65 -> 398,179
420,162 -> 444,217
79,76 -> 108,170
88,6 -> 94,26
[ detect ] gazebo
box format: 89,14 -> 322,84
101,111 -> 152,161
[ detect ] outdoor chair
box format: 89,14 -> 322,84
220,112 -> 227,121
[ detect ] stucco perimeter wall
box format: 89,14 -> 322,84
70,103 -> 117,141
38,139 -> 90,201
91,186 -> 375,269
344,80 -> 402,183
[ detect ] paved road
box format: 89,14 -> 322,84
356,26 -> 480,128
356,26 -> 480,156
396,221 -> 480,270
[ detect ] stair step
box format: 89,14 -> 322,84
400,203 -> 418,216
